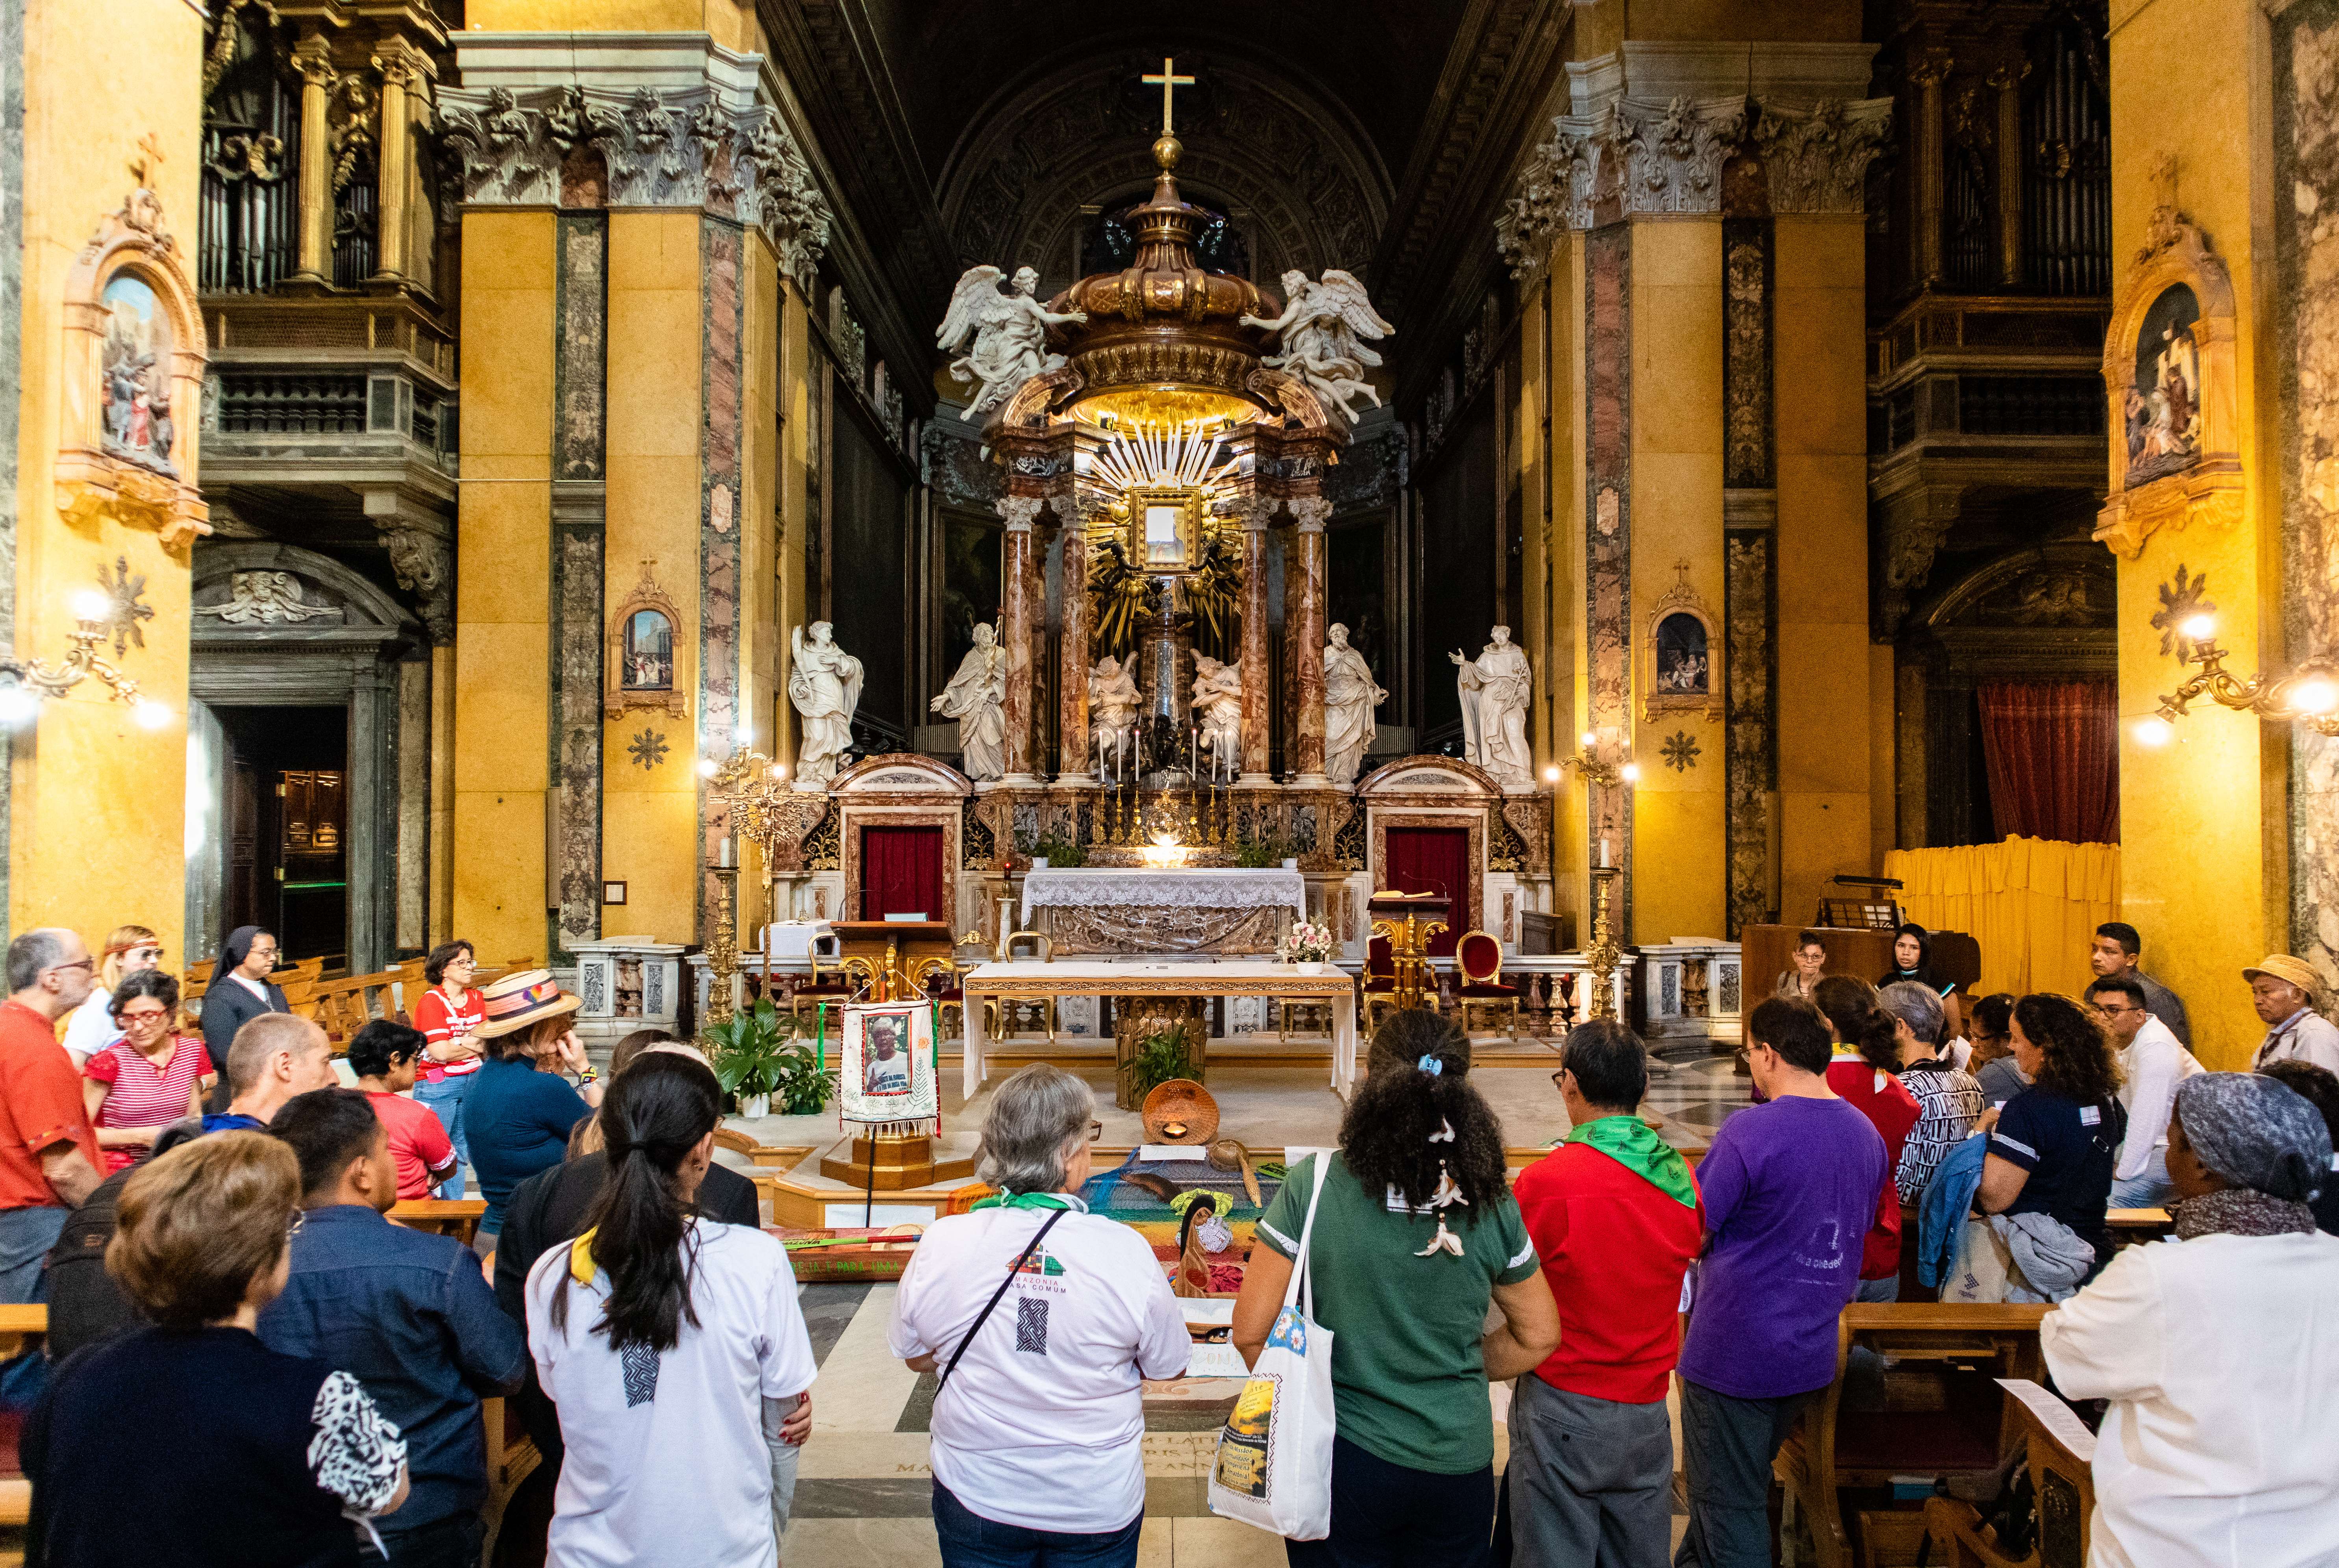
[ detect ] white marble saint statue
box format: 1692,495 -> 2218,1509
1239,270 -> 1395,423
788,621 -> 864,790
1191,653 -> 1244,781
930,622 -> 1006,781
1088,653 -> 1142,779
1323,623 -> 1387,789
936,264 -> 1089,417
1450,626 -> 1533,789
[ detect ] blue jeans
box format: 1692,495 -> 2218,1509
0,1205 -> 66,1303
412,1074 -> 472,1201
1285,1435 -> 1495,1568
2110,1147 -> 2172,1209
932,1479 -> 1142,1568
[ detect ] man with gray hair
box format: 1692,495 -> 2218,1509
889,1064 -> 1188,1561
202,1012 -> 337,1133
0,929 -> 105,1301
1881,979 -> 1983,1203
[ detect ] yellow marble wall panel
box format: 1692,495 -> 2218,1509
2108,0 -> 2282,1068
1773,217 -> 1874,925
9,0 -> 204,956
465,0 -> 758,46
451,212 -> 554,965
599,784 -> 699,942
1628,223 -> 1726,946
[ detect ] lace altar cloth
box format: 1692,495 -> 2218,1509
1022,868 -> 1306,956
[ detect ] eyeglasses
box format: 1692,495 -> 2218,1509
126,946 -> 163,962
286,1210 -> 307,1240
49,958 -> 93,974
1550,1070 -> 1569,1090
116,1008 -> 170,1026
1088,1120 -> 1104,1142
2094,1004 -> 2142,1016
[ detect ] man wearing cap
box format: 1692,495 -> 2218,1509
2246,955 -> 2339,1076
2043,1074 -> 2339,1568
2087,922 -> 2191,1048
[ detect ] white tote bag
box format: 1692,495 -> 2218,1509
1207,1153 -> 1338,1540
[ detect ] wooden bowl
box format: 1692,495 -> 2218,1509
1141,1078 -> 1220,1145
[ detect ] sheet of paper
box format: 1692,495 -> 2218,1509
1184,1342 -> 1249,1379
1139,1145 -> 1209,1161
1996,1378 -> 2096,1463
1181,1299 -> 1235,1327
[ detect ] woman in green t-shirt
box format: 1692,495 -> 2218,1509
1232,1011 -> 1558,1567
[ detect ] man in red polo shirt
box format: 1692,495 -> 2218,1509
1507,1020 -> 1702,1567
0,929 -> 105,1302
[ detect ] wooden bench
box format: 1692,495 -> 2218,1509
1924,1379 -> 2097,1568
1774,1302 -> 2051,1568
390,1198 -> 487,1249
0,1305 -> 44,1527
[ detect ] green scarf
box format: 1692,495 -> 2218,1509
969,1191 -> 1082,1213
1566,1114 -> 1698,1210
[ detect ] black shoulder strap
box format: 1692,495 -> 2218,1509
937,1206 -> 1069,1392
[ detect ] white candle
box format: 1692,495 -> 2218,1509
1598,838 -> 1609,868
720,836 -> 735,868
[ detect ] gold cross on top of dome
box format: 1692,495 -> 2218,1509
1141,57 -> 1195,137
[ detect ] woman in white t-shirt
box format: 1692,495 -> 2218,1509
890,1064 -> 1189,1567
526,1053 -> 816,1568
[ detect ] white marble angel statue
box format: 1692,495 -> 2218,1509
788,621 -> 864,790
1239,269 -> 1395,423
936,264 -> 1089,417
1191,653 -> 1245,781
930,622 -> 1006,782
1088,653 -> 1142,779
1323,623 -> 1387,789
1450,626 -> 1533,789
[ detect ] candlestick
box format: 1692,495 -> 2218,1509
720,835 -> 735,868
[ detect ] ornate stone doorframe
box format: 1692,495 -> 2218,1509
186,542 -> 422,972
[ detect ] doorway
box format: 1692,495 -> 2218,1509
215,706 -> 350,968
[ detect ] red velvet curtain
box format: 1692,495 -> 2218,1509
1383,826 -> 1470,956
1976,680 -> 2119,844
860,826 -> 945,920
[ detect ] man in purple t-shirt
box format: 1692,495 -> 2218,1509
1675,997 -> 1887,1568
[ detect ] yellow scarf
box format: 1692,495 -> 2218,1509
569,1227 -> 600,1284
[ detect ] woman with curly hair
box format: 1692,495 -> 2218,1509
1977,992 -> 2128,1294
1812,976 -> 1922,1299
1232,1009 -> 1557,1568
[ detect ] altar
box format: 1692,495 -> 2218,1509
1020,867 -> 1305,956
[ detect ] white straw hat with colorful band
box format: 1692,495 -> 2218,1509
467,968 -> 583,1039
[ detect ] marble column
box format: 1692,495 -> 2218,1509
1287,497 -> 1331,786
1237,500 -> 1274,784
370,41 -> 424,283
290,35 -> 334,285
1057,496 -> 1095,782
998,496 -> 1043,783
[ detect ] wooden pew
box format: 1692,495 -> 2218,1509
1773,1302 -> 2051,1568
478,1394 -> 541,1565
291,967 -> 413,1049
0,1305 -> 44,1527
391,1198 -> 487,1250
1924,1379 -> 2097,1568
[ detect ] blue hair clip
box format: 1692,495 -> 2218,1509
1417,1054 -> 1443,1076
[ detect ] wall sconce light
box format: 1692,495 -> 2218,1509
2154,617 -> 2339,738
0,594 -> 154,728
1561,728 -> 1637,790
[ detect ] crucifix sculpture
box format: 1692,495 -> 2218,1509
1141,57 -> 1195,137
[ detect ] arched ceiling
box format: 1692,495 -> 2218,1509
757,0 -> 1569,412
941,52 -> 1390,300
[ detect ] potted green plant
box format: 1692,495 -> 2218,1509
1025,826 -> 1089,868
1232,831 -> 1288,869
704,999 -> 832,1118
1126,1022 -> 1196,1101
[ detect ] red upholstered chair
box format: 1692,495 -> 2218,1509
1454,930 -> 1518,1038
1362,934 -> 1400,1030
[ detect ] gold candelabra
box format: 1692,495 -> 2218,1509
1585,866 -> 1622,1021
706,859 -> 741,1027
2153,620 -> 2339,739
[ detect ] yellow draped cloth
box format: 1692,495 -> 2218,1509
1880,837 -> 2122,1000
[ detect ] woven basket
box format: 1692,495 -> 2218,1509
1141,1078 -> 1220,1145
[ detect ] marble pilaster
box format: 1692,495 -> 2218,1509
1287,498 -> 1331,786
1237,501 -> 1275,784
997,496 -> 1043,783
1056,496 -> 1095,783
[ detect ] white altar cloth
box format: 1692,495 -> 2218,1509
959,959 -> 1360,1098
1019,868 -> 1306,925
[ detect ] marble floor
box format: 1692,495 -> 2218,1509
763,1035 -> 1747,1566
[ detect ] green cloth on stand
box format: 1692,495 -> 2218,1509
1565,1113 -> 1698,1209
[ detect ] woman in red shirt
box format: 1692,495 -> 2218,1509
409,939 -> 485,1200
347,1018 -> 459,1200
1813,975 -> 1922,1300
82,970 -> 215,1172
